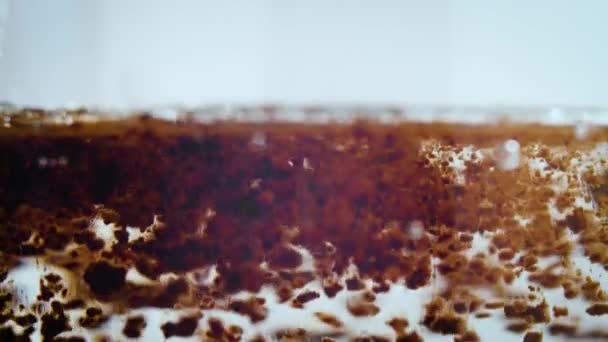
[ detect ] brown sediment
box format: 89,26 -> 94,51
474,312 -> 491,319
552,306 -> 568,317
485,302 -> 504,310
206,317 -> 227,340
503,300 -> 550,323
315,312 -> 343,328
548,323 -> 578,336
387,317 -> 409,336
161,314 -> 201,338
227,297 -> 267,323
122,315 -> 146,338
346,297 -> 380,317
292,290 -> 320,307
83,261 -> 126,298
523,331 -> 543,342
78,307 -> 109,328
586,303 -> 608,316
0,111 -> 607,339
396,331 -> 423,342
423,297 -> 466,335
506,321 -> 530,333
323,281 -> 344,298
41,301 -> 70,341
455,330 -> 480,342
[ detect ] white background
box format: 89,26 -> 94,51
0,0 -> 607,109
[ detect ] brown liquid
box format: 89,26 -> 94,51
1,112 -> 608,340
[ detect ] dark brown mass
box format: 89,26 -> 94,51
83,261 -> 126,297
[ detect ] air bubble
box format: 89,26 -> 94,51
58,156 -> 68,166
504,139 -> 520,153
303,157 -> 314,171
408,220 -> 424,240
250,178 -> 262,189
574,122 -> 590,140
494,139 -> 520,171
38,157 -> 48,168
250,132 -> 266,148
